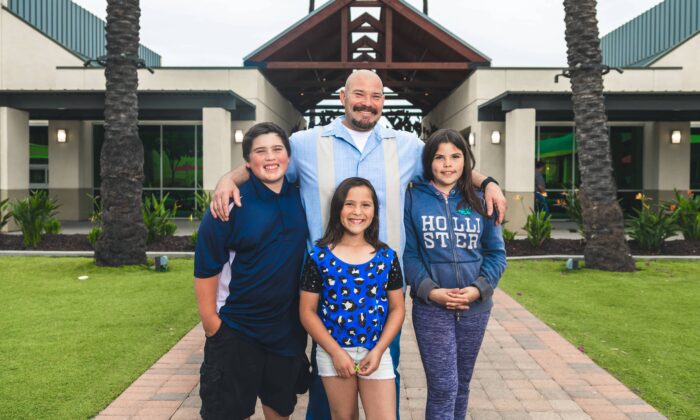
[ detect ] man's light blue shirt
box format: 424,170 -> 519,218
286,116 -> 424,256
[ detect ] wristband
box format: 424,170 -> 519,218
480,176 -> 499,192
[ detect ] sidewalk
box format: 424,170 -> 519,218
96,290 -> 665,420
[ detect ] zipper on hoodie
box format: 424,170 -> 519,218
442,193 -> 463,321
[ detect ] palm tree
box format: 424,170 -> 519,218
95,0 -> 147,266
562,0 -> 635,271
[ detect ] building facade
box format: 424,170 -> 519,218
424,0 -> 700,230
0,0 -> 305,225
1,0 -> 698,233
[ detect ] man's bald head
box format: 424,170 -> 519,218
340,70 -> 385,131
344,69 -> 384,92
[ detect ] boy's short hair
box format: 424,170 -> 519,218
535,160 -> 545,169
242,122 -> 291,162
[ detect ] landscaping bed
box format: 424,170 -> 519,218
2,233 -> 699,256
0,233 -> 193,252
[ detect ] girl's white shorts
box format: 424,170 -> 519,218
316,345 -> 395,380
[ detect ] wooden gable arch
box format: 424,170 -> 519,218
245,0 -> 490,112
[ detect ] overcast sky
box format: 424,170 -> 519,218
72,0 -> 663,67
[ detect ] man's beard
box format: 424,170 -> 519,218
348,105 -> 379,130
349,117 -> 377,130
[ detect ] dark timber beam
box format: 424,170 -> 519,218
265,61 -> 470,70
350,12 -> 383,32
351,35 -> 381,52
283,80 -> 454,88
341,7 -> 349,62
246,0 -> 353,61
385,7 -> 393,63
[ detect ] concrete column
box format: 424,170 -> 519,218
203,108 -> 232,191
474,121 -> 505,182
648,122 -> 691,202
504,108 -> 536,233
0,107 -> 29,231
47,121 -> 93,220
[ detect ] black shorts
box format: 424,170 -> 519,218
199,322 -> 303,420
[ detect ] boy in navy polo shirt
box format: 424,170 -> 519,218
194,122 -> 308,420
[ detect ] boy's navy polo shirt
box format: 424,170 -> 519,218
194,172 -> 308,357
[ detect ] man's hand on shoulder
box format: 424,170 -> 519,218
210,177 -> 240,221
484,183 -> 506,225
211,166 -> 250,220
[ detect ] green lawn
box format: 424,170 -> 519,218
500,260 -> 700,420
0,257 -> 199,419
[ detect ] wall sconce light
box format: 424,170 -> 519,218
670,130 -> 682,144
468,132 -> 476,146
234,129 -> 244,143
57,129 -> 67,143
490,130 -> 501,144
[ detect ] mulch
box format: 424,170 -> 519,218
507,238 -> 700,256
1,234 -> 699,256
0,234 -> 193,252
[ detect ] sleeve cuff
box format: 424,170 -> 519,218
472,276 -> 494,302
416,277 -> 440,303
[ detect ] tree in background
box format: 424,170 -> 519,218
95,0 -> 147,266
561,0 -> 635,271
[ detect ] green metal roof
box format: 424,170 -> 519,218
601,0 -> 700,68
7,0 -> 161,67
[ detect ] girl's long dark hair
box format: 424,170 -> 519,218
422,129 -> 486,217
317,177 -> 387,252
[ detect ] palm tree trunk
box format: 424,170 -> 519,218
95,0 -> 147,266
563,0 -> 635,271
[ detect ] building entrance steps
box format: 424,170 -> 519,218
95,290 -> 665,420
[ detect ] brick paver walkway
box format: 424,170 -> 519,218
96,290 -> 665,420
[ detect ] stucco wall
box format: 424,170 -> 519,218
54,67 -> 304,132
47,120 -> 93,220
0,7 -> 83,89
651,32 -> 700,90
0,106 -> 28,231
426,66 -> 686,131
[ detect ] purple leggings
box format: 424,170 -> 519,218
412,300 -> 490,420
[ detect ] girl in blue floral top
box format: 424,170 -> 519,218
300,177 -> 405,420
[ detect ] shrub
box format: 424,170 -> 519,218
523,209 -> 552,247
0,198 -> 12,230
188,191 -> 209,248
561,190 -> 584,236
500,220 -> 516,244
10,191 -> 61,248
667,190 -> 700,241
86,194 -> 103,248
143,193 -> 178,244
44,218 -> 61,234
87,226 -> 102,248
192,191 -> 211,220
502,228 -> 516,244
627,194 -> 678,252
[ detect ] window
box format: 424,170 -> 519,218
609,126 -> 643,213
536,126 -> 577,219
536,125 -> 644,218
93,124 -> 203,217
29,126 -> 49,190
691,128 -> 700,193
